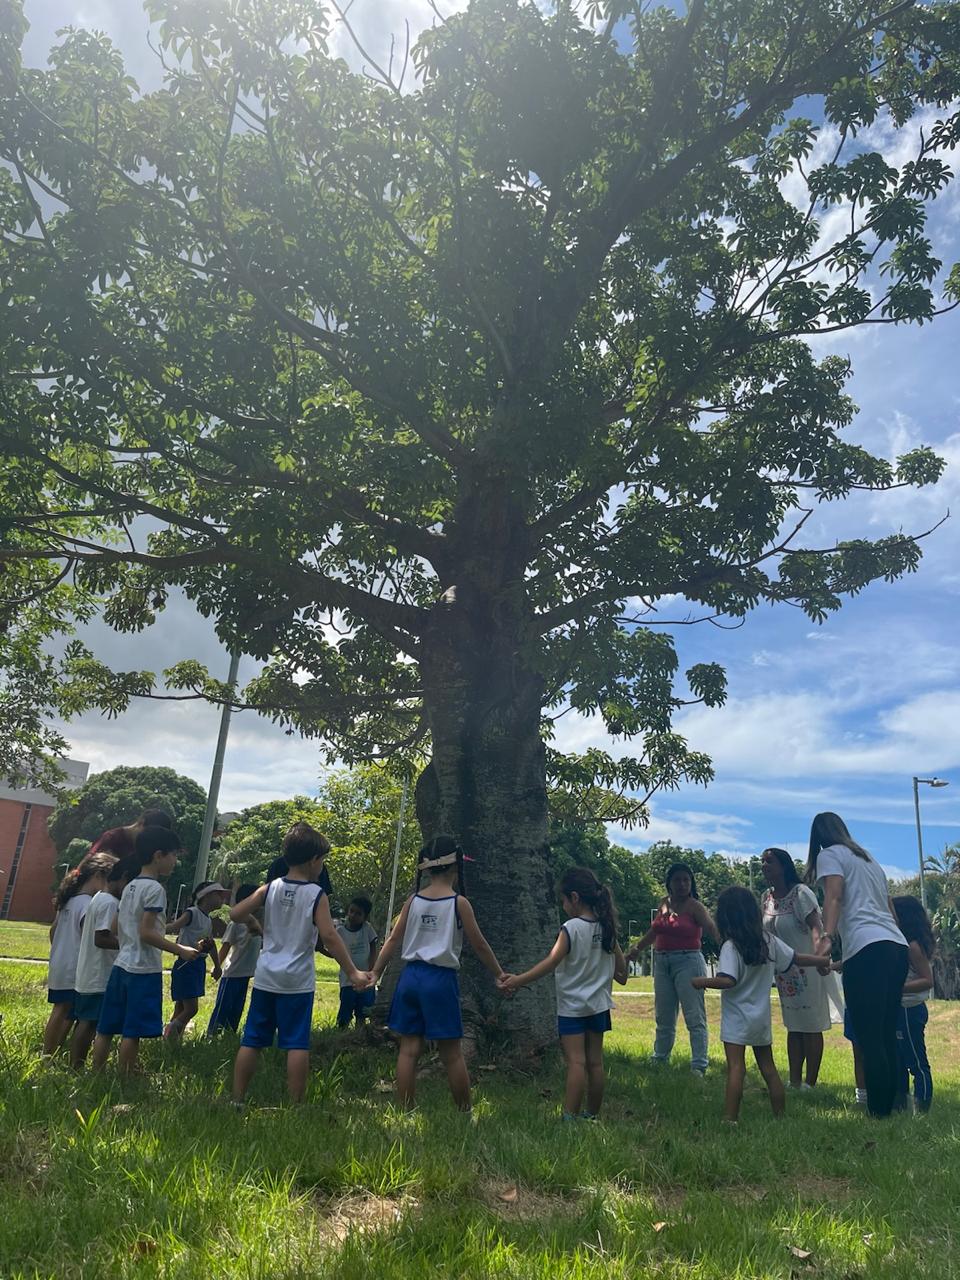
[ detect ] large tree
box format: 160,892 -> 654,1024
1,0 -> 959,1044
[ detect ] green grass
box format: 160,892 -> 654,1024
2,954 -> 959,1280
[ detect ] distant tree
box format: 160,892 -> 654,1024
47,764 -> 207,902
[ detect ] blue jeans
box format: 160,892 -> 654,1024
895,1002 -> 932,1112
653,949 -> 708,1071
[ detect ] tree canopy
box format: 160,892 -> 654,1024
2,0 -> 959,1041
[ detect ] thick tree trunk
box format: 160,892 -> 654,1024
412,560 -> 559,1052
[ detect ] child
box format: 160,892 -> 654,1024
692,886 -> 825,1122
231,823 -> 371,1104
499,866 -> 628,1121
92,827 -> 201,1075
892,895 -> 935,1113
43,852 -> 117,1056
371,834 -> 506,1113
334,897 -> 379,1028
164,880 -> 229,1039
207,884 -> 263,1036
70,855 -> 137,1069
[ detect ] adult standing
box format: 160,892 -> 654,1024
760,847 -> 831,1089
629,863 -> 719,1076
90,809 -> 173,858
808,812 -> 907,1118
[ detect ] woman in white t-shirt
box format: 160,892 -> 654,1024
760,847 -> 831,1088
808,812 -> 908,1118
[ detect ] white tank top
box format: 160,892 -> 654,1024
178,905 -> 212,949
554,916 -> 615,1017
401,894 -> 463,969
253,878 -> 324,995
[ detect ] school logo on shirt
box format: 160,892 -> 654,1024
282,887 -> 298,905
420,912 -> 438,930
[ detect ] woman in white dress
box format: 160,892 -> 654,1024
760,847 -> 831,1088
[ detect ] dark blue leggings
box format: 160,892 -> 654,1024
896,1002 -> 932,1112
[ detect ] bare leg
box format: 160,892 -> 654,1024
754,1044 -> 785,1117
723,1042 -> 746,1122
70,1021 -> 97,1070
803,1032 -> 824,1086
232,1046 -> 260,1101
438,1038 -> 472,1111
396,1035 -> 423,1109
117,1036 -> 141,1075
92,1033 -> 113,1071
584,1031 -> 606,1116
168,997 -> 198,1036
42,1004 -> 74,1056
560,1034 -> 587,1117
786,1030 -> 805,1087
286,1049 -> 309,1102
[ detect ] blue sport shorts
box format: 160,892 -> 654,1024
97,967 -> 163,1039
241,987 -> 314,1051
171,955 -> 206,1001
73,991 -> 104,1024
557,1010 -> 612,1036
207,975 -> 251,1035
388,960 -> 463,1041
47,988 -> 76,1015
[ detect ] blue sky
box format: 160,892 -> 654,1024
20,1 -> 960,877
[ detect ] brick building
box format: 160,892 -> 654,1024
0,760 -> 89,923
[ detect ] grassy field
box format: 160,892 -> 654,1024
1,929 -> 958,1279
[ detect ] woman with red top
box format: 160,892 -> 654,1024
628,863 -> 719,1075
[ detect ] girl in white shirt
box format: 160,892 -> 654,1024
372,835 -> 506,1113
693,886 -> 824,1122
499,867 -> 628,1121
43,852 -> 117,1057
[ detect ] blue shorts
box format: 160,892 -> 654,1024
97,967 -> 164,1039
74,991 -> 104,1024
337,985 -> 376,1026
558,1010 -> 612,1037
241,987 -> 314,1051
207,975 -> 251,1035
47,988 -> 76,1015
171,955 -> 206,1001
844,1007 -> 858,1046
388,960 -> 463,1041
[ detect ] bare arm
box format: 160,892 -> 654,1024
457,897 -> 504,978
315,894 -> 367,988
367,936 -> 380,971
499,930 -> 569,992
613,943 -> 628,986
626,925 -> 657,960
166,910 -> 190,936
230,884 -> 268,923
216,940 -> 232,968
904,941 -> 934,994
817,875 -> 844,956
372,899 -> 412,980
692,974 -> 735,990
804,906 -> 823,950
94,928 -> 119,952
691,900 -> 720,945
139,911 -> 199,960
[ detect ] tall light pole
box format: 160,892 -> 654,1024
913,776 -> 949,910
193,650 -> 242,889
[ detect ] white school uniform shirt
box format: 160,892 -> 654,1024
115,877 -> 167,974
47,894 -> 92,991
75,890 -> 120,995
252,877 -> 324,995
555,916 -> 615,1018
718,933 -> 795,1047
334,921 -> 378,987
177,904 -> 213,950
401,895 -> 463,969
902,955 -> 933,1008
221,920 -> 262,980
816,844 -> 906,961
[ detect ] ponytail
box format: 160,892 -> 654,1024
415,834 -> 465,894
55,852 -> 117,909
559,867 -> 619,953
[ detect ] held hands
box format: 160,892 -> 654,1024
177,944 -> 201,962
496,973 -> 521,994
350,969 -> 376,992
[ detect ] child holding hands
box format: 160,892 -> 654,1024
372,835 -> 505,1113
692,886 -> 826,1122
499,867 -> 627,1120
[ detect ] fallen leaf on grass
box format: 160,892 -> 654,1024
862,1233 -> 874,1245
788,1246 -> 812,1260
652,1222 -> 668,1233
132,1237 -> 158,1256
497,1186 -> 519,1203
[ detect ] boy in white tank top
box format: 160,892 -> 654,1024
372,835 -> 506,1112
229,823 -> 373,1105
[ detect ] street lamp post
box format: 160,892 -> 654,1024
913,776 -> 949,910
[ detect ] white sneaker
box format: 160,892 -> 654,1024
855,1088 -> 867,1106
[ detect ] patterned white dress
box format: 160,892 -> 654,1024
761,884 -> 831,1034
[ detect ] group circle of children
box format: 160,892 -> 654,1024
42,808 -> 935,1124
